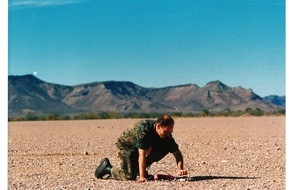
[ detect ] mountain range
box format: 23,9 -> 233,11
8,75 -> 285,117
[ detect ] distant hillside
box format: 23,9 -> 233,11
263,95 -> 285,107
8,75 -> 284,117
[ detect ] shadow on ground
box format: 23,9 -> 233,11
175,175 -> 258,182
148,174 -> 258,181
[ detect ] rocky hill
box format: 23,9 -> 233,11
263,95 -> 285,107
8,75 -> 284,117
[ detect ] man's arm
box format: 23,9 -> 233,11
138,149 -> 147,182
172,150 -> 188,176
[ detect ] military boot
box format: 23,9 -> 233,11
95,157 -> 113,179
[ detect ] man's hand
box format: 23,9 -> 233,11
177,169 -> 188,176
137,177 -> 147,183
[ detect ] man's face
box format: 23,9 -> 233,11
157,124 -> 174,138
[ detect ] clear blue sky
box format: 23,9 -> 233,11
8,0 -> 285,96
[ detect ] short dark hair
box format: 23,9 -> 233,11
156,114 -> 174,127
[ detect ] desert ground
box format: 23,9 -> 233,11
8,116 -> 285,190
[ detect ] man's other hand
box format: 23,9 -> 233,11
177,170 -> 188,176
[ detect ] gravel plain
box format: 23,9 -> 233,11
8,116 -> 285,189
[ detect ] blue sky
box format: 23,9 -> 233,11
8,0 -> 285,96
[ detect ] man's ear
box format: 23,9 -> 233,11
156,123 -> 161,129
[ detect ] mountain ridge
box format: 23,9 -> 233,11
8,75 -> 284,117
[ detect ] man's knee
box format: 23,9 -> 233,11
111,166 -> 137,180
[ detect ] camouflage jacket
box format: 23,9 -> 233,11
115,120 -> 179,153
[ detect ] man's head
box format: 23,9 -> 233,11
155,114 -> 174,138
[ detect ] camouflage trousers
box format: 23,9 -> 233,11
111,148 -> 170,180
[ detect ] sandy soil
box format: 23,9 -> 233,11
8,116 -> 285,190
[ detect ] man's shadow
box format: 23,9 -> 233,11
175,175 -> 258,182
149,174 -> 258,181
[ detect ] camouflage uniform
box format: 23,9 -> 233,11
111,120 -> 179,180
